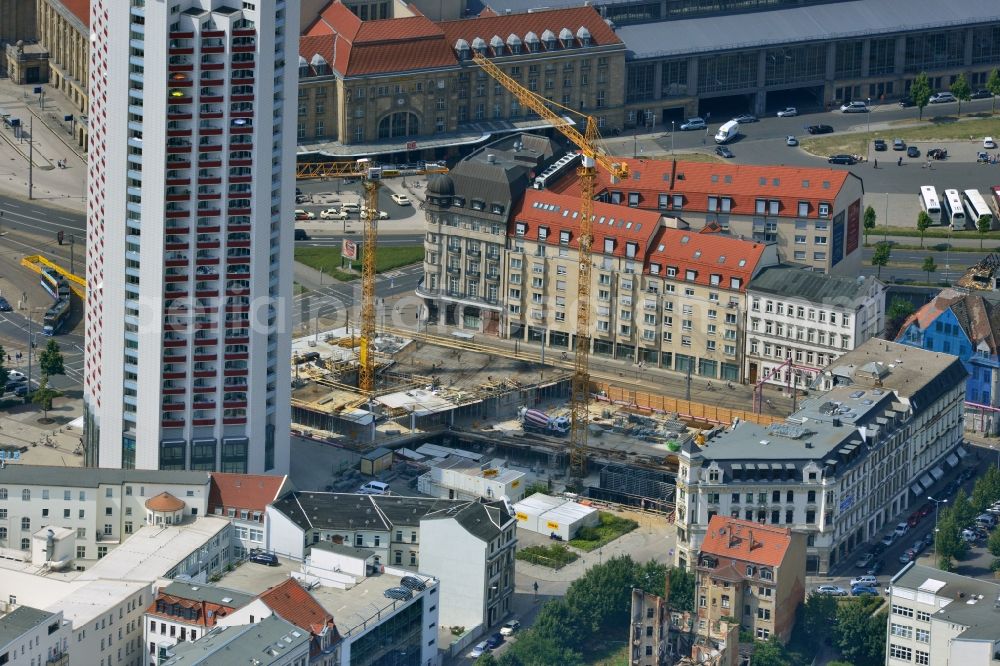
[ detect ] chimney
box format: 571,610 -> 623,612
487,154 -> 496,163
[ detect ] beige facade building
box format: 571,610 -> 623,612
296,2 -> 626,157
694,516 -> 806,644
36,0 -> 89,121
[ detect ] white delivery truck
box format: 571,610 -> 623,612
714,120 -> 739,144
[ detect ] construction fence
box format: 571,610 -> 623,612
592,381 -> 782,427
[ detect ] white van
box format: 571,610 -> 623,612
975,513 -> 996,528
714,120 -> 739,144
358,481 -> 390,495
340,202 -> 361,214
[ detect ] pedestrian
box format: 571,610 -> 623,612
873,158 -> 877,168
897,156 -> 902,166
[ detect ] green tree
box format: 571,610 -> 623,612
871,241 -> 891,278
988,527 -> 1000,557
0,343 -> 9,389
934,506 -> 968,566
800,592 -> 838,645
987,68 -> 1000,115
922,255 -> 937,284
667,566 -> 696,612
953,488 -> 976,527
751,638 -> 793,666
38,340 -> 65,379
978,214 -> 992,248
916,210 -> 932,248
885,298 -> 916,340
475,653 -> 500,666
911,72 -> 932,120
31,377 -> 59,420
950,73 -> 972,116
863,205 -> 877,245
499,629 -> 582,666
835,602 -> 887,666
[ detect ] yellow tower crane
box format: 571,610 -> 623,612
473,53 -> 629,478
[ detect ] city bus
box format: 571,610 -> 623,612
942,189 -> 967,230
963,189 -> 994,230
40,269 -> 70,301
918,185 -> 941,223
42,298 -> 70,335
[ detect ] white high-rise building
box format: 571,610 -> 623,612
84,0 -> 297,474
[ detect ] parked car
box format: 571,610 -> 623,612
8,371 -> 26,382
248,550 -> 279,566
715,146 -> 734,158
500,620 -> 521,636
828,154 -> 857,165
855,552 -> 875,568
851,585 -> 879,596
898,96 -> 914,107
899,549 -> 916,564
469,641 -> 490,659
0,297 -> 11,312
985,137 -> 997,149
840,101 -> 869,113
867,559 -> 884,576
870,542 -> 887,556
358,481 -> 390,495
294,209 -> 315,220
911,539 -> 926,554
894,522 -> 910,537
785,135 -> 798,146
320,207 -> 348,220
360,207 -> 390,220
918,503 -> 933,517
486,633 -> 504,649
391,193 -> 412,206
806,124 -> 834,134
907,146 -> 920,158
400,576 -> 427,591
873,138 -> 887,151
850,575 -> 878,588
294,229 -> 310,241
971,89 -> 994,99
892,138 -> 906,151
383,587 -> 413,601
680,117 -> 706,131
929,92 -> 956,104
815,585 -> 848,596
12,385 -> 28,398
881,533 -> 895,547
927,148 -> 948,160
732,113 -> 758,123
340,202 -> 361,213
923,532 -> 934,547
776,107 -> 798,117
907,512 -> 921,527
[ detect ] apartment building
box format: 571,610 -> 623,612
629,589 -> 669,666
144,582 -> 254,665
296,2 -> 625,154
0,466 -> 210,562
695,516 -> 805,643
745,266 -> 885,388
162,615 -> 310,666
896,289 -> 1000,433
675,339 -> 967,574
267,492 -> 516,630
84,0 -> 297,474
207,472 -> 292,557
886,562 -> 1000,666
549,157 -> 864,276
0,606 -> 69,666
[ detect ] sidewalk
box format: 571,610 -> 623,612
0,78 -> 86,212
0,394 -> 85,467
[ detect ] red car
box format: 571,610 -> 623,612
907,513 -> 920,527
918,504 -> 932,518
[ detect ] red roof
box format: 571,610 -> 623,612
54,0 -> 90,28
259,579 -> 337,638
438,6 -> 621,53
510,188 -> 662,259
298,4 -> 621,77
208,473 -> 289,514
550,157 -> 851,219
646,227 -> 767,291
700,516 -> 793,568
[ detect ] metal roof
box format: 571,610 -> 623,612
0,607 -> 57,648
748,266 -> 881,306
615,0 -> 1000,59
0,465 -> 211,488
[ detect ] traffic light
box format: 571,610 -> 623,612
57,230 -> 64,245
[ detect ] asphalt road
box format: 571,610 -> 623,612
0,193 -> 85,235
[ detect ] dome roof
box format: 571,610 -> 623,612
559,27 -> 573,41
454,38 -> 469,50
145,492 -> 185,512
490,35 -> 504,50
541,29 -> 556,42
427,174 -> 455,196
507,33 -> 521,46
524,31 -> 539,43
471,37 -> 487,50
576,26 -> 591,40
310,53 -> 328,67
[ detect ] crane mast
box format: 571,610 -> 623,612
358,177 -> 379,393
472,53 -> 628,479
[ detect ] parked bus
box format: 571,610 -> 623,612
963,189 -> 994,230
918,185 -> 941,223
42,298 -> 70,336
942,189 -> 967,230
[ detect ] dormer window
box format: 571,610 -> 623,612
559,230 -> 570,245
538,227 -> 548,240
576,26 -> 591,47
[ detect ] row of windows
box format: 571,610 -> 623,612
0,486 -> 194,500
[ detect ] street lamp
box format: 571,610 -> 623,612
866,97 -> 872,164
928,495 -> 948,565
670,121 -> 675,156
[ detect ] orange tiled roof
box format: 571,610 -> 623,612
646,227 -> 768,291
259,579 -> 338,638
54,0 -> 90,28
699,515 -> 793,568
550,158 -> 852,219
208,473 -> 289,514
510,188 -> 662,259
